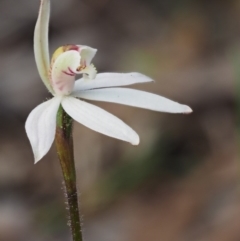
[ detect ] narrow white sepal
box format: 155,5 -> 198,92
75,88 -> 192,113
34,0 -> 53,93
25,97 -> 61,163
73,72 -> 153,92
62,96 -> 139,145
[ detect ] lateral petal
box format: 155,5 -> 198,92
25,97 -> 61,163
76,88 -> 192,113
34,0 -> 52,92
73,72 -> 153,92
62,96 -> 139,145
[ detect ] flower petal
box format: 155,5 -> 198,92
77,45 -> 97,66
51,50 -> 80,96
25,97 -> 61,163
73,72 -> 153,92
34,0 -> 53,92
76,88 -> 192,113
76,46 -> 97,79
62,96 -> 139,145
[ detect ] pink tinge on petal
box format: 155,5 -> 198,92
52,72 -> 75,95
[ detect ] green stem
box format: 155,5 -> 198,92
55,105 -> 82,241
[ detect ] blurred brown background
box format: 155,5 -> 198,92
0,0 -> 238,240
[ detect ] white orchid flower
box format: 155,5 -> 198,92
25,0 -> 192,163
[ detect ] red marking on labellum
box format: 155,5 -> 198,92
68,67 -> 75,75
63,45 -> 79,52
62,67 -> 75,76
69,45 -> 79,51
62,71 -> 75,76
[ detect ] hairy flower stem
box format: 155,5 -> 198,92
55,105 -> 82,241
